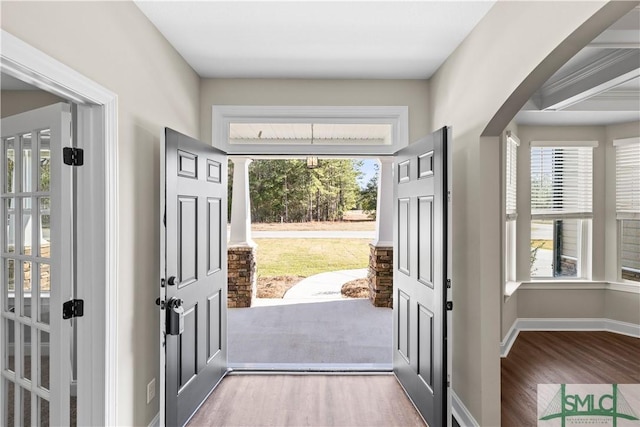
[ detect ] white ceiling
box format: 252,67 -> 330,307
134,1 -> 495,79
515,8 -> 640,127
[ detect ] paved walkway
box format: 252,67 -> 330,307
283,268 -> 368,300
228,268 -> 392,368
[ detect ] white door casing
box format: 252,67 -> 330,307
1,30 -> 118,426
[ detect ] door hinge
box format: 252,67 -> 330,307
63,147 -> 84,166
63,299 -> 84,319
446,301 -> 453,311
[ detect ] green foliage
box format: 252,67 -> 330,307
246,159 -> 362,222
358,163 -> 378,219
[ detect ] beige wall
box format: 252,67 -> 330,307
605,290 -> 640,324
1,2 -> 200,425
200,78 -> 430,145
517,289 -> 606,318
427,1 -> 631,424
1,90 -> 65,118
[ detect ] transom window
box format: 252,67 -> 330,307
212,105 -> 408,155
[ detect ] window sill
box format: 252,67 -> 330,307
506,280 -> 640,296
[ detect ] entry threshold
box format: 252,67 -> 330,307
228,362 -> 393,374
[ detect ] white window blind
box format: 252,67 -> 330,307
615,138 -> 640,220
530,142 -> 595,219
505,132 -> 519,220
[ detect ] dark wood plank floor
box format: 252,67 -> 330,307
188,374 -> 426,427
502,331 -> 640,426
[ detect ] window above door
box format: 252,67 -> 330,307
212,106 -> 408,155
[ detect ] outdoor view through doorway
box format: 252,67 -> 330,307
227,158 -> 393,369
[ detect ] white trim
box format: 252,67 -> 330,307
505,130 -> 520,146
613,136 -> 640,147
609,281 -> 640,293
500,322 -> 521,358
1,30 -> 118,426
148,413 -> 160,427
512,280 -> 640,294
212,105 -> 409,155
501,318 -> 640,357
451,390 -> 480,427
530,140 -> 599,147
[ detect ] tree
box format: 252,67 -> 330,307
359,169 -> 378,219
238,159 -> 363,223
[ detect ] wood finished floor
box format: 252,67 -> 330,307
187,374 -> 426,427
502,331 -> 640,426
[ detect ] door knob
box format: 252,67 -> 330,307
167,276 -> 180,286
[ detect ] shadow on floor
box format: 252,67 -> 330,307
229,299 -> 392,366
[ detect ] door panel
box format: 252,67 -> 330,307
393,127 -> 450,427
163,128 -> 227,427
0,103 -> 73,427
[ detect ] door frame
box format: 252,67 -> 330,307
1,30 -> 118,425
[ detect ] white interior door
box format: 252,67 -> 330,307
0,103 -> 73,426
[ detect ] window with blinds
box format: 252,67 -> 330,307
530,143 -> 595,219
504,132 -> 519,285
615,137 -> 640,282
505,133 -> 518,219
530,141 -> 596,279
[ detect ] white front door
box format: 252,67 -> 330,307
0,103 -> 74,426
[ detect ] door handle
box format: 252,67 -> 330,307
166,298 -> 184,335
167,276 -> 180,287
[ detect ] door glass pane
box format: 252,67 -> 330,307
39,130 -> 51,192
22,261 -> 32,318
39,197 -> 51,258
39,330 -> 49,391
3,379 -> 15,427
4,198 -> 15,253
38,397 -> 49,427
4,259 -> 16,313
22,198 -> 32,255
4,137 -> 16,194
22,324 -> 31,381
39,263 -> 51,325
21,133 -> 32,193
5,318 -> 15,372
21,387 -> 31,426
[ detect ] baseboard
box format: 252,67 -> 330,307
148,413 -> 159,427
451,390 -> 480,427
501,318 -> 640,357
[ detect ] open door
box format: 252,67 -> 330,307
393,127 -> 451,427
160,128 -> 228,427
1,103 -> 73,426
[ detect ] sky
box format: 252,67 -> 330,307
357,159 -> 378,189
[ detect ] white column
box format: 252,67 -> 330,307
373,156 -> 394,247
229,157 -> 255,246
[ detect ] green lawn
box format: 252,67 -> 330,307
254,238 -> 370,277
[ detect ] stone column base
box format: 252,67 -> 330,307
368,245 -> 393,308
227,245 -> 257,308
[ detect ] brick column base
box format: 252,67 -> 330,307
227,245 -> 257,308
368,245 -> 393,308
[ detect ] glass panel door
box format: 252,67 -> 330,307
1,103 -> 72,426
